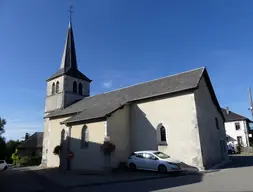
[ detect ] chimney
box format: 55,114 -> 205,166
25,133 -> 29,140
226,107 -> 229,114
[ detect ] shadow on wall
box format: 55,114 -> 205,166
130,103 -> 203,170
130,104 -> 159,152
58,133 -> 125,171
54,101 -> 202,172
33,120 -> 204,191
57,128 -> 200,173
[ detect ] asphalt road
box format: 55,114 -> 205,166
1,155 -> 253,192
0,167 -> 67,192
72,155 -> 253,192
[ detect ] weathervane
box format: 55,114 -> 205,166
68,0 -> 73,23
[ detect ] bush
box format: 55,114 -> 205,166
11,148 -> 19,165
16,156 -> 29,166
29,156 -> 42,165
16,156 -> 42,167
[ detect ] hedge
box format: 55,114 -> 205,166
16,156 -> 41,167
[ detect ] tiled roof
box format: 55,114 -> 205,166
47,67 -> 206,123
221,108 -> 251,122
18,132 -> 43,149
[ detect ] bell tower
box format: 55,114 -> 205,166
41,1 -> 91,167
44,20 -> 91,116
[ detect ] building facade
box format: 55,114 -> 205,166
222,107 -> 252,149
42,20 -> 228,171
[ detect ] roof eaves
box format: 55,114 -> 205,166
46,74 -> 61,82
225,118 -> 247,122
62,115 -> 106,125
47,111 -> 82,119
60,111 -> 83,124
46,72 -> 92,82
61,103 -> 128,125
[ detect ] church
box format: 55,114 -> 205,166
42,20 -> 228,171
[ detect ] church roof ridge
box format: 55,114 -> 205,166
100,66 -> 205,95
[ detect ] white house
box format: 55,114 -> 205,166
41,20 -> 228,172
222,107 -> 252,148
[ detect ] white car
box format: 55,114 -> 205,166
0,160 -> 8,171
127,150 -> 182,173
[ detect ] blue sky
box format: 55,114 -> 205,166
1,0 -> 253,140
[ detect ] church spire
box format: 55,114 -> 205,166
46,0 -> 91,82
60,21 -> 77,71
60,0 -> 77,71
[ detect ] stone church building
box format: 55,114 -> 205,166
42,21 -> 228,171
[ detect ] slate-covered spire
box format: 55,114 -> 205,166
60,21 -> 78,71
47,21 -> 91,82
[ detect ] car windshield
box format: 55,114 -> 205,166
153,152 -> 170,159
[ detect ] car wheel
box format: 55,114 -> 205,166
158,165 -> 167,173
3,166 -> 7,171
129,163 -> 136,171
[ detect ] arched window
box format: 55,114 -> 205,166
56,81 -> 59,93
78,83 -> 83,95
81,125 -> 89,148
73,81 -> 77,93
160,126 -> 166,142
52,83 -> 55,95
157,123 -> 167,145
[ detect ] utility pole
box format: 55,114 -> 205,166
246,87 -> 253,154
248,87 -> 253,119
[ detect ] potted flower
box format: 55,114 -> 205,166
53,145 -> 61,156
100,138 -> 116,171
100,140 -> 116,156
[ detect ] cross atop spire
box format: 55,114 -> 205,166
68,0 -> 73,24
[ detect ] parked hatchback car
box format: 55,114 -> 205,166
127,150 -> 182,173
0,160 -> 7,171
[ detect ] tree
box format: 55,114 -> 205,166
0,136 -> 7,160
0,117 -> 6,134
6,140 -> 21,163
